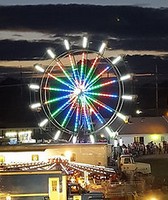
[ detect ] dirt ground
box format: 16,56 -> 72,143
135,154 -> 168,189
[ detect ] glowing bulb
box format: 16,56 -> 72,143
35,64 -> 44,73
136,110 -> 142,114
74,88 -> 81,95
47,49 -> 55,59
120,74 -> 131,81
99,42 -> 106,54
117,112 -> 129,123
72,135 -> 77,144
122,95 -> 133,100
30,103 -> 41,109
54,130 -> 61,140
64,39 -> 70,50
105,127 -> 116,137
29,84 -> 40,90
38,118 -> 48,127
90,135 -> 95,144
82,36 -> 88,48
112,56 -> 122,65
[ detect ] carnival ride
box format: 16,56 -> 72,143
29,36 -> 135,143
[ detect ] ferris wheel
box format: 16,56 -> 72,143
29,37 -> 134,143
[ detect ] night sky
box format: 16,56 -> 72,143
0,3 -> 168,128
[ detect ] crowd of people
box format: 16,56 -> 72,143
121,141 -> 168,156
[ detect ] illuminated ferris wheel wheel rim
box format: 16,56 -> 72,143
40,49 -> 123,135
29,38 -> 133,142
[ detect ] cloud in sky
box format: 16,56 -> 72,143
0,0 -> 168,8
0,4 -> 168,127
0,5 -> 168,60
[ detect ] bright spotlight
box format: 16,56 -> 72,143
47,49 -> 55,59
35,64 -> 45,73
112,56 -> 122,65
38,118 -> 48,127
99,42 -> 106,54
90,135 -> 95,144
30,103 -> 41,109
64,39 -> 70,50
120,74 -> 132,81
82,36 -> 88,48
54,130 -> 61,140
29,84 -> 40,90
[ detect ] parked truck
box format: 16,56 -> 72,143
119,154 -> 151,175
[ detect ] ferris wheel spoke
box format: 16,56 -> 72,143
48,72 -> 74,89
54,59 -> 76,87
69,54 -> 80,85
83,55 -> 99,86
82,99 -> 92,131
74,104 -> 80,132
61,97 -> 78,127
85,97 -> 105,124
86,95 -> 114,113
85,65 -> 110,88
86,79 -> 116,92
80,52 -> 86,85
51,96 -> 76,117
85,91 -> 118,98
44,94 -> 71,104
44,86 -> 73,93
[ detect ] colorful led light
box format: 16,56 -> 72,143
34,41 -> 127,137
